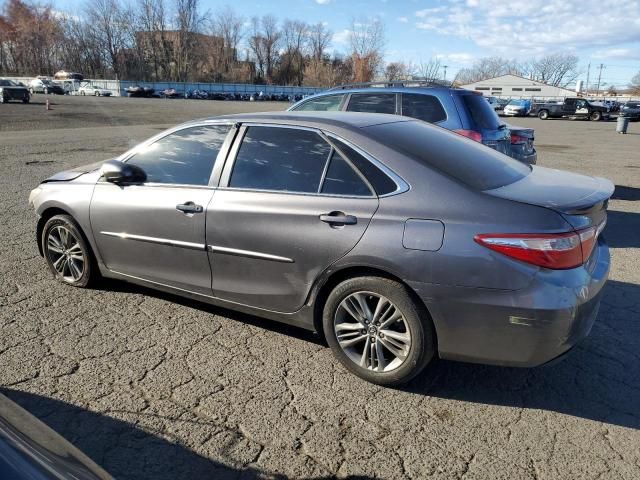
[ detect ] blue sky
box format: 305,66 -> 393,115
55,0 -> 640,88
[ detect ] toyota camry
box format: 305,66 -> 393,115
29,112 -> 613,385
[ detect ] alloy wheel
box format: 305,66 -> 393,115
333,291 -> 412,372
46,225 -> 85,282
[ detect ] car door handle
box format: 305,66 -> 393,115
320,212 -> 357,226
176,202 -> 203,214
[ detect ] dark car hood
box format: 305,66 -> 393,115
42,160 -> 106,183
0,393 -> 112,479
485,165 -> 614,213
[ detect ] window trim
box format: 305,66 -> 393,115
398,92 -> 448,124
219,123 -> 380,199
113,121 -> 237,188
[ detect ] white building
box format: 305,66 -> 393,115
460,74 -> 576,99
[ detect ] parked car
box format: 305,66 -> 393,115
0,79 -> 30,103
29,78 -> 65,95
160,88 -> 182,98
0,393 -> 112,479
503,99 -> 531,117
619,101 -> 640,121
29,111 -> 612,386
289,83 -> 537,164
125,85 -> 154,97
532,97 -> 609,121
78,85 -> 112,96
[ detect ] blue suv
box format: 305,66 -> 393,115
289,82 -> 537,164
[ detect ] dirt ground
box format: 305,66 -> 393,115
1,94 -> 639,479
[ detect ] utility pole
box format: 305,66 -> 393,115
585,62 -> 590,96
443,65 -> 448,81
595,63 -> 605,96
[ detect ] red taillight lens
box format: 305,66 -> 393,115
510,133 -> 527,144
454,129 -> 482,142
474,225 -> 602,270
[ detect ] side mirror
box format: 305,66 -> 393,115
100,159 -> 146,184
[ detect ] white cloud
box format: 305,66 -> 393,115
413,0 -> 640,56
315,0 -> 331,4
592,48 -> 640,60
436,52 -> 476,66
332,29 -> 351,45
397,16 -> 409,23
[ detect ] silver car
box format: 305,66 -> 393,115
29,112 -> 613,385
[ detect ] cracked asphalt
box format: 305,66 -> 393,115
1,96 -> 639,479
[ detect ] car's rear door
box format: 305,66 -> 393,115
206,124 -> 379,313
90,123 -> 233,295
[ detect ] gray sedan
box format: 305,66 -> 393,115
29,112 -> 613,385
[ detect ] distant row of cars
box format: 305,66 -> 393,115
486,96 -> 639,121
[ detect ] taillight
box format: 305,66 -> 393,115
510,133 -> 527,144
474,225 -> 601,270
454,129 -> 482,142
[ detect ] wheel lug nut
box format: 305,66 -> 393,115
361,329 -> 366,334
379,333 -> 384,339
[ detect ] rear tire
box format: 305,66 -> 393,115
538,110 -> 549,120
22,96 -> 29,104
41,215 -> 98,288
590,111 -> 602,121
323,276 -> 435,386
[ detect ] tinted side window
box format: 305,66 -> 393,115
346,93 -> 396,114
294,94 -> 344,111
402,93 -> 446,123
128,125 -> 231,185
331,138 -> 397,195
230,127 -> 331,193
321,151 -> 372,196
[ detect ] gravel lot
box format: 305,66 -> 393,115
1,95 -> 639,479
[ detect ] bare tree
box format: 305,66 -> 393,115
85,0 -> 132,77
385,61 -> 413,81
308,22 -> 331,62
529,53 -> 579,87
454,56 -> 523,84
416,57 -> 441,81
248,15 -> 281,83
174,0 -> 207,82
210,5 -> 244,80
349,17 -> 385,83
278,19 -> 307,85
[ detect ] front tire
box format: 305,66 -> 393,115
41,215 -> 97,288
538,110 -> 549,120
590,111 -> 602,121
323,276 -> 435,386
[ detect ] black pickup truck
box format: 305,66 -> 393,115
532,97 -> 609,121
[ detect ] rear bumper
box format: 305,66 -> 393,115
511,146 -> 537,165
410,238 -> 610,368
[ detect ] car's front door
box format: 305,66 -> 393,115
90,123 -> 233,295
206,125 -> 379,313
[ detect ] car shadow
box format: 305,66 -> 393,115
99,278 -> 325,346
0,389 -> 370,480
612,185 -> 640,201
604,210 -> 640,248
403,279 -> 640,431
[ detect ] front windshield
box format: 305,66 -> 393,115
0,80 -> 16,86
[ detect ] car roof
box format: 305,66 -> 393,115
206,111 -> 414,130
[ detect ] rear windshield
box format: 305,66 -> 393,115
461,94 -> 502,130
364,121 -> 530,190
625,102 -> 640,108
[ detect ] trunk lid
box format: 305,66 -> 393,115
485,166 -> 614,228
